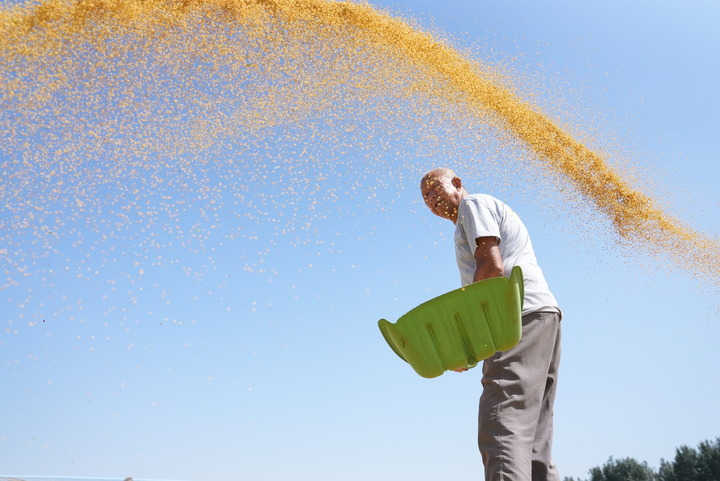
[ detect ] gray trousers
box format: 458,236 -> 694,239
478,311 -> 562,481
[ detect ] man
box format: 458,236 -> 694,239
420,167 -> 562,481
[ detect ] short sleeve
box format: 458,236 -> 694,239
458,198 -> 501,248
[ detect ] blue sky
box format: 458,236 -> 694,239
2,1 -> 719,480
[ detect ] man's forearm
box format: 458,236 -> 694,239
473,236 -> 504,282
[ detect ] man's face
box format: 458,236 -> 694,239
420,174 -> 463,222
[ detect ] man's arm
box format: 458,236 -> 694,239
473,236 -> 504,282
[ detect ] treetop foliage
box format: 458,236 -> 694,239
563,437 -> 720,481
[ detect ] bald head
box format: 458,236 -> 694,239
420,168 -> 466,223
421,168 -> 457,187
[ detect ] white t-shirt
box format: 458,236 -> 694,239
454,193 -> 560,316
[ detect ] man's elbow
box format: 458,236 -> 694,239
489,265 -> 504,278
473,265 -> 504,282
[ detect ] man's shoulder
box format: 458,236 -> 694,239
458,193 -> 505,226
462,193 -> 504,210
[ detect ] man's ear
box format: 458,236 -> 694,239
451,176 -> 462,190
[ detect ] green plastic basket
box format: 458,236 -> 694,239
378,266 -> 524,378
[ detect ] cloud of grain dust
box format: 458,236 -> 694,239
0,0 -> 717,292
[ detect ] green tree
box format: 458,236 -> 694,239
696,438 -> 720,480
587,457 -> 657,481
658,437 -> 720,481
